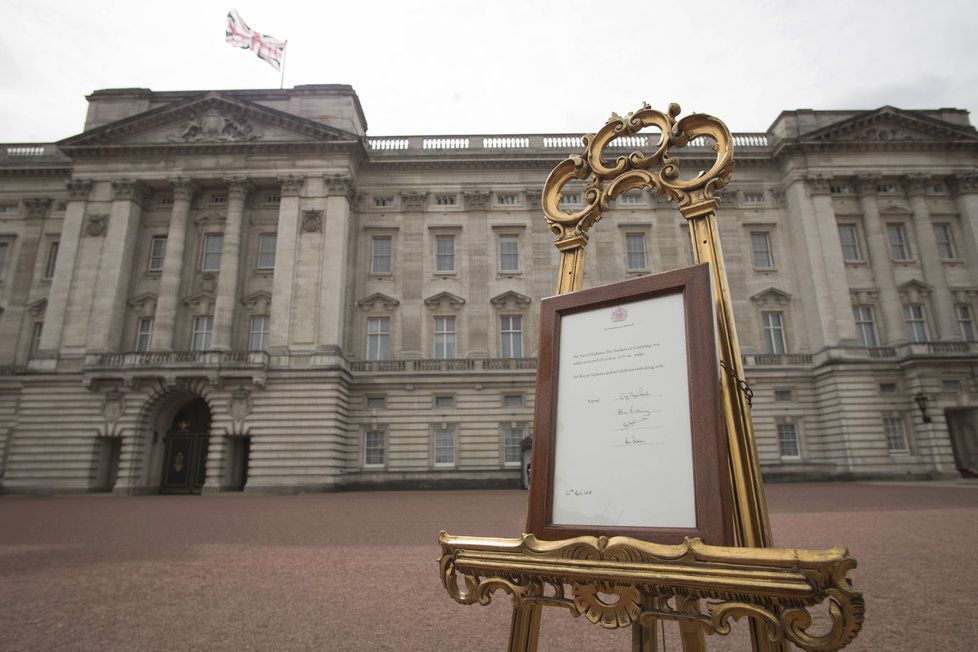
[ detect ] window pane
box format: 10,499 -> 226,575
500,314 -> 523,358
249,315 -> 269,351
837,225 -> 860,262
0,242 -> 9,277
886,225 -> 909,260
434,428 -> 455,465
883,416 -> 908,453
762,311 -> 786,354
371,237 -> 392,273
503,394 -> 523,408
202,234 -> 223,271
751,232 -> 773,268
777,423 -> 800,458
434,316 -> 456,359
257,233 -> 276,269
365,431 -> 385,466
435,396 -> 454,408
135,318 -> 153,352
504,427 -> 523,464
933,223 -> 955,260
31,322 -> 43,355
436,235 -> 455,272
625,234 -> 647,270
191,315 -> 213,351
148,236 -> 166,272
853,305 -> 878,347
957,304 -> 977,342
499,235 -> 520,272
366,397 -> 385,409
903,304 -> 928,343
367,317 -> 390,360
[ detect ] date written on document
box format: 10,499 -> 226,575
564,488 -> 593,497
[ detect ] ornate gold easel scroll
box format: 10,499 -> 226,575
438,104 -> 864,650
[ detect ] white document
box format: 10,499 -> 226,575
551,292 -> 696,528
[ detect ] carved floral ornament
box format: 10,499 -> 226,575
65,178 -> 93,201
325,174 -> 355,198
541,102 -> 734,244
23,198 -> 52,218
401,191 -> 428,210
279,175 -> 304,197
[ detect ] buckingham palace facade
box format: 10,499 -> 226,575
0,84 -> 977,494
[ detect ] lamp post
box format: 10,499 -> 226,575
914,392 -> 933,424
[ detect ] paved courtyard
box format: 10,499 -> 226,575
1,482 -> 976,651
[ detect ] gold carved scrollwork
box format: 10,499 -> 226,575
541,102 -> 734,245
439,532 -> 864,651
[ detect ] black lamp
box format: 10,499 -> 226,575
913,392 -> 932,424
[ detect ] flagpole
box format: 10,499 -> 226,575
279,40 -> 287,89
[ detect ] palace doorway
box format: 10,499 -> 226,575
160,397 -> 211,494
945,408 -> 978,478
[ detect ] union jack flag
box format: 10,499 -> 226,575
225,9 -> 286,71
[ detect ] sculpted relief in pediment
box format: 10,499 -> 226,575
168,110 -> 261,143
848,125 -> 926,142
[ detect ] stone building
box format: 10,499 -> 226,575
0,84 -> 976,494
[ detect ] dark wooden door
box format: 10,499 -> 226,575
161,398 -> 211,494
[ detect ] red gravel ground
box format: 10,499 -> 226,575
1,482 -> 976,651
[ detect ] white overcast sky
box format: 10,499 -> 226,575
1,0 -> 976,141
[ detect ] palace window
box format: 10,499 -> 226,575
0,204 -> 18,214
364,430 -> 386,467
933,223 -> 956,260
249,315 -> 269,352
148,236 -> 166,272
877,183 -> 897,194
374,196 -> 394,208
497,194 -> 519,205
257,233 -> 276,270
44,241 -> 59,279
903,304 -> 928,343
435,235 -> 455,273
202,234 -> 223,271
625,233 -> 647,271
503,427 -> 524,465
853,305 -> 879,347
500,315 -> 523,358
837,224 -> 862,262
366,396 -> 386,410
434,427 -> 456,466
191,315 -> 214,351
434,395 -> 455,409
750,232 -> 774,269
619,192 -> 642,205
879,383 -> 898,395
31,321 -> 43,355
503,394 -> 523,408
435,194 -> 456,206
499,234 -> 520,273
135,317 -> 154,352
774,389 -> 793,402
0,242 -> 9,278
882,415 -> 909,453
830,184 -> 852,194
367,317 -> 390,360
777,421 -> 800,459
371,236 -> 392,274
761,311 -> 786,355
434,316 -> 456,359
743,192 -> 764,204
956,304 -> 976,342
886,224 -> 910,261
942,380 -> 962,393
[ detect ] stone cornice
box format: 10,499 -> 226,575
55,140 -> 365,160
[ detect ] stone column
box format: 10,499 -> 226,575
3,199 -> 50,364
317,174 -> 354,354
904,175 -> 957,339
268,175 -> 303,353
88,179 -> 148,352
782,175 -> 857,352
38,179 -> 91,356
151,178 -> 198,351
399,191 -> 426,358
211,178 -> 251,351
464,190 -> 491,358
951,172 -> 978,268
856,175 -> 904,344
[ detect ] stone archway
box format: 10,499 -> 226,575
159,397 -> 212,494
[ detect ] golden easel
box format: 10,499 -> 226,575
438,104 -> 864,650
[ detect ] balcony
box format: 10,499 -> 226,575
742,353 -> 814,367
82,351 -> 269,386
350,357 -> 537,374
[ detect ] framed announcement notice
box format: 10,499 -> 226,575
526,263 -> 733,545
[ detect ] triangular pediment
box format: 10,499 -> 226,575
490,290 -> 532,308
898,279 -> 933,293
240,290 -> 272,312
357,292 -> 400,310
58,92 -> 359,149
27,298 -> 47,316
879,203 -> 913,215
423,291 -> 466,309
805,107 -> 978,144
128,292 -> 158,310
750,287 -> 792,307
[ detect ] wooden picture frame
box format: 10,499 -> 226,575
526,263 -> 733,545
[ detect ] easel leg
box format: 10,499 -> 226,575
631,594 -> 659,652
507,601 -> 542,652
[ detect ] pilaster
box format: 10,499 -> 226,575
268,175 -> 303,353
464,190 -> 491,358
399,190 -> 427,358
950,172 -> 978,271
87,179 -> 148,352
3,198 -> 50,364
903,175 -> 957,339
855,175 -> 904,344
317,174 -> 354,354
38,179 -> 91,356
211,178 -> 251,351
151,178 -> 198,351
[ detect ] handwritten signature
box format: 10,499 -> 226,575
616,387 -> 651,401
564,489 -> 593,497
